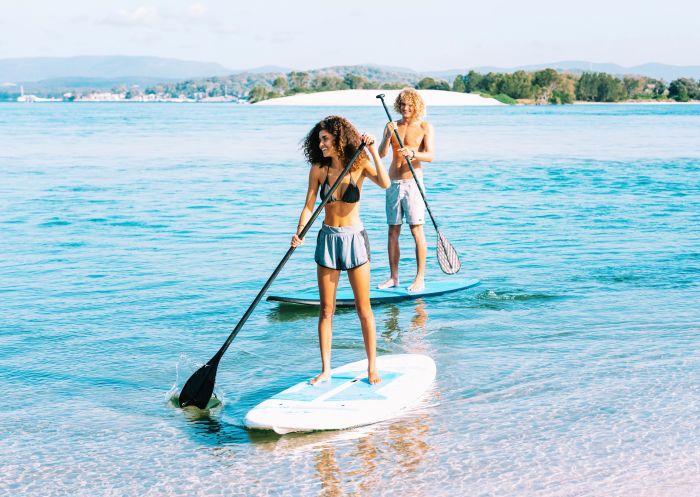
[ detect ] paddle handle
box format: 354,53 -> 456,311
376,94 -> 439,232
212,143 -> 367,360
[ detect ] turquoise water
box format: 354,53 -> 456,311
1,103 -> 699,496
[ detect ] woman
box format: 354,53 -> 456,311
291,116 -> 390,385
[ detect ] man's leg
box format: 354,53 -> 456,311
379,183 -> 402,289
378,225 -> 401,288
406,179 -> 427,292
408,224 -> 426,291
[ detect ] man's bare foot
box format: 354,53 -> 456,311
377,277 -> 400,289
407,276 -> 424,292
368,369 -> 382,385
310,371 -> 331,385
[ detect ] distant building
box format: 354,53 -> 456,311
17,85 -> 60,102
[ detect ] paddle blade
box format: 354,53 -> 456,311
178,357 -> 220,409
436,230 -> 461,275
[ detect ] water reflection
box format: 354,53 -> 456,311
178,409 -> 255,446
315,412 -> 432,496
247,411 -> 433,496
410,300 -> 428,333
267,302 -> 356,323
316,445 -> 344,497
381,299 -> 428,342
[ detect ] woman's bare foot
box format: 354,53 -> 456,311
310,370 -> 331,385
377,277 -> 399,289
368,369 -> 382,385
407,275 -> 424,292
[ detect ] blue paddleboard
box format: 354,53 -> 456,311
267,278 -> 480,307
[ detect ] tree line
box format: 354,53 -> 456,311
2,67 -> 698,103
417,70 -> 698,103
245,69 -> 699,104
247,72 -> 408,103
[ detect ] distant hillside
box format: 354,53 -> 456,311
6,77 -> 181,97
146,65 -> 424,101
2,57 -> 698,101
0,55 -> 231,82
307,65 -> 421,84
237,66 -> 295,74
435,61 -> 700,81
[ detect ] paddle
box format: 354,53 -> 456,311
376,94 -> 461,275
178,143 -> 367,409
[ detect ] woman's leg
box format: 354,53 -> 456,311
348,262 -> 382,384
312,265 -> 340,384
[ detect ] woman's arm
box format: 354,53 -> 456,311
377,122 -> 396,158
362,133 -> 391,189
291,166 -> 320,246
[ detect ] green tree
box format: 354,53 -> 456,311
652,79 -> 667,98
668,78 -> 699,101
597,74 -> 625,101
533,68 -> 557,88
575,72 -> 625,102
500,70 -> 533,99
273,76 -> 288,94
433,79 -> 450,91
312,75 -> 345,91
478,72 -> 504,94
452,75 -> 466,93
415,77 -> 449,90
463,70 -> 483,92
575,73 -> 596,101
288,71 -> 310,92
416,77 -> 436,89
549,90 -> 572,104
344,73 -> 368,89
249,85 -> 269,103
623,76 -> 643,98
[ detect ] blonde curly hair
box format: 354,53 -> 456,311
394,88 -> 425,118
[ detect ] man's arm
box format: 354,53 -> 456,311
413,122 -> 434,163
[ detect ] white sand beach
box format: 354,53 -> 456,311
254,89 -> 504,106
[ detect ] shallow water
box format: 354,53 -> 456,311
1,103 -> 699,496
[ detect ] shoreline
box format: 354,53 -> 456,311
2,96 -> 699,105
253,89 -> 504,106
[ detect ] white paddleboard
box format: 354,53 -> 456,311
244,354 -> 436,434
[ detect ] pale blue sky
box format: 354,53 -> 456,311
2,0 -> 699,70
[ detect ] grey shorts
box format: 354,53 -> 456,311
315,223 -> 371,271
386,178 -> 426,226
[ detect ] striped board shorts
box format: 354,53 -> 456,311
385,178 -> 426,226
315,223 -> 371,271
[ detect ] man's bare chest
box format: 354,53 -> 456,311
393,126 -> 425,148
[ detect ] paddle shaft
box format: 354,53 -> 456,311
206,143 -> 367,364
377,94 -> 439,232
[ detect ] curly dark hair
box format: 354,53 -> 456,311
301,115 -> 369,172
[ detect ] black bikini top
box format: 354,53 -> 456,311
319,167 -> 360,204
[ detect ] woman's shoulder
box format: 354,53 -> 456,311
309,162 -> 324,177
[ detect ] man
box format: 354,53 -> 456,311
377,88 -> 434,292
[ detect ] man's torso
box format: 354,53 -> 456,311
389,120 -> 428,181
